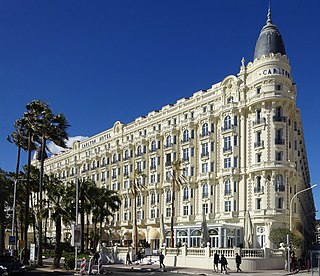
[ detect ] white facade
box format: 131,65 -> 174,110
42,9 -> 315,251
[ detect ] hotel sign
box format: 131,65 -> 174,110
259,67 -> 290,79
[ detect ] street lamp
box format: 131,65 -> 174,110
289,184 -> 317,231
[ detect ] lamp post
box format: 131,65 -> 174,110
289,184 -> 317,231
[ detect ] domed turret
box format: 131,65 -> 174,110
253,7 -> 286,60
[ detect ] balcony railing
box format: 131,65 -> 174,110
165,161 -> 172,167
273,116 -> 287,122
224,189 -> 232,196
223,146 -> 232,152
150,165 -> 157,170
200,131 -> 210,138
221,125 -> 235,132
181,138 -> 192,144
202,193 -> 209,198
254,186 -> 264,193
253,117 -> 266,126
201,152 -> 209,158
182,157 -> 189,162
254,141 -> 264,148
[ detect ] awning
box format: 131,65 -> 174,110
123,231 -> 132,240
149,228 -> 160,239
139,230 -> 146,240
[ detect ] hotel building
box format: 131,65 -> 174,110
42,8 -> 316,251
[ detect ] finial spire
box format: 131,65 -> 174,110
267,1 -> 272,24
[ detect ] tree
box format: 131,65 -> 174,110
269,227 -> 303,249
92,187 -> 120,247
43,175 -> 72,268
170,160 -> 187,248
77,179 -> 96,253
24,100 -> 69,265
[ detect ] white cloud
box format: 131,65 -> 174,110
47,135 -> 88,155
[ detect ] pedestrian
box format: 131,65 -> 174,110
137,251 -> 142,264
94,251 -> 100,265
159,252 -> 165,269
220,254 -> 228,273
126,252 -> 132,265
235,253 -> 242,272
213,252 -> 219,272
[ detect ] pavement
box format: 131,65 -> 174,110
32,261 -> 317,276
32,258 -> 317,276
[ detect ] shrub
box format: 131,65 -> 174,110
64,255 -> 75,270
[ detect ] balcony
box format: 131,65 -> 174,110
275,138 -> 285,145
165,161 -> 172,167
182,157 -> 189,162
253,117 -> 266,126
200,131 -> 210,138
254,141 -> 264,148
164,143 -> 173,149
221,125 -> 235,133
181,138 -> 192,144
224,189 -> 232,196
202,193 -> 209,198
223,146 -> 232,152
123,156 -> 131,161
183,196 -> 189,201
273,116 -> 287,122
254,186 -> 264,193
150,165 -> 157,171
201,152 -> 209,158
136,152 -> 143,157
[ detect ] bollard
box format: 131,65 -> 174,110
98,256 -> 103,274
87,256 -> 94,275
80,257 -> 86,275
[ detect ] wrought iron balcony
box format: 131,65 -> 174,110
254,141 -> 264,148
275,138 -> 285,145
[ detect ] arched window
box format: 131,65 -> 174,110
166,189 -> 172,203
124,197 -> 129,208
202,183 -> 209,198
224,116 -> 231,130
137,194 -> 142,206
183,187 -> 189,201
183,130 -> 189,142
92,161 -> 96,169
151,140 -> 157,151
102,157 -> 106,166
124,150 -> 129,159
137,145 -> 142,156
202,123 -> 209,136
166,135 -> 172,147
112,154 -> 117,163
225,180 -> 231,195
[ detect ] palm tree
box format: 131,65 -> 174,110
43,174 -> 72,268
92,187 -> 120,247
170,160 -> 187,248
24,100 -> 69,265
130,169 -> 146,256
77,179 -> 96,253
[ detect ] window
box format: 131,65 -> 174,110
202,123 -> 209,136
275,84 -> 282,91
256,153 -> 262,163
256,87 -> 261,94
224,136 -> 231,151
202,184 -> 209,198
183,130 -> 189,142
151,140 -> 157,151
225,180 -> 231,195
256,198 -> 262,210
234,135 -> 238,146
224,115 -> 231,130
276,197 -> 283,209
202,203 -> 209,214
202,163 -> 208,173
275,151 -> 283,161
166,135 -> 172,147
183,148 -> 189,161
150,157 -> 156,170
233,157 -> 238,168
225,201 -> 232,212
166,207 -> 171,217
166,190 -> 172,203
224,158 -> 231,168
201,143 -> 209,156
151,209 -> 156,218
183,187 -> 189,201
183,205 -> 189,215
275,174 -> 285,191
137,195 -> 142,206
137,145 -> 142,156
137,210 -> 142,220
150,192 -> 156,205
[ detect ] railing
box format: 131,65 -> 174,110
187,248 -> 205,256
166,248 -> 182,256
275,138 -> 285,145
209,248 -> 235,258
254,141 -> 264,148
254,186 -> 264,193
253,117 -> 266,126
275,185 -> 285,192
223,146 -> 232,152
273,116 -> 287,122
241,249 -> 264,258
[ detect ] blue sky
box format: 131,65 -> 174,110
0,1 -> 319,218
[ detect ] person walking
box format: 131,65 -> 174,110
126,252 -> 132,265
220,254 -> 228,273
235,253 -> 242,272
159,252 -> 165,269
213,252 -> 219,272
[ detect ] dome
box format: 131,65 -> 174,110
253,7 -> 286,60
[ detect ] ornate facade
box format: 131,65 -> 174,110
42,8 -> 315,251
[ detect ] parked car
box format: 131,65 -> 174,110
0,256 -> 25,275
0,266 -> 9,276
